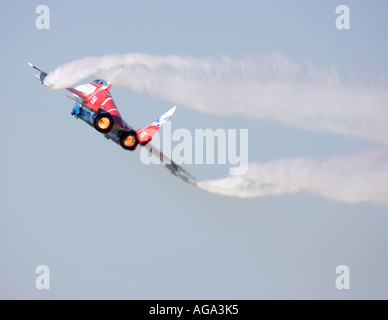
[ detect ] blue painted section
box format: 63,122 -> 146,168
70,102 -> 122,147
71,98 -> 94,126
72,105 -> 82,119
77,107 -> 94,126
72,98 -> 82,119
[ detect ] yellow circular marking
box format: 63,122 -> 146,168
98,117 -> 111,130
124,136 -> 136,147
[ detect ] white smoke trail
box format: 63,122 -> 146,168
44,52 -> 388,144
196,148 -> 388,206
44,53 -> 388,205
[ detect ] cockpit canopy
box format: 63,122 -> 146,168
92,79 -> 105,85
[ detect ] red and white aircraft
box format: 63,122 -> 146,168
29,63 -> 195,184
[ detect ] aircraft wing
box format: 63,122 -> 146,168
29,62 -> 89,102
143,143 -> 197,185
28,63 -> 48,85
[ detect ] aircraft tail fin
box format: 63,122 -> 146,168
66,87 -> 88,101
90,68 -> 121,97
136,106 -> 176,145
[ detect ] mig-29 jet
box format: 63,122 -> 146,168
28,63 -> 196,185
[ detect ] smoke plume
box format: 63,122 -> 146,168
44,53 -> 388,205
44,53 -> 388,144
196,148 -> 388,206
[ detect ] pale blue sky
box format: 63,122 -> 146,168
0,0 -> 387,299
